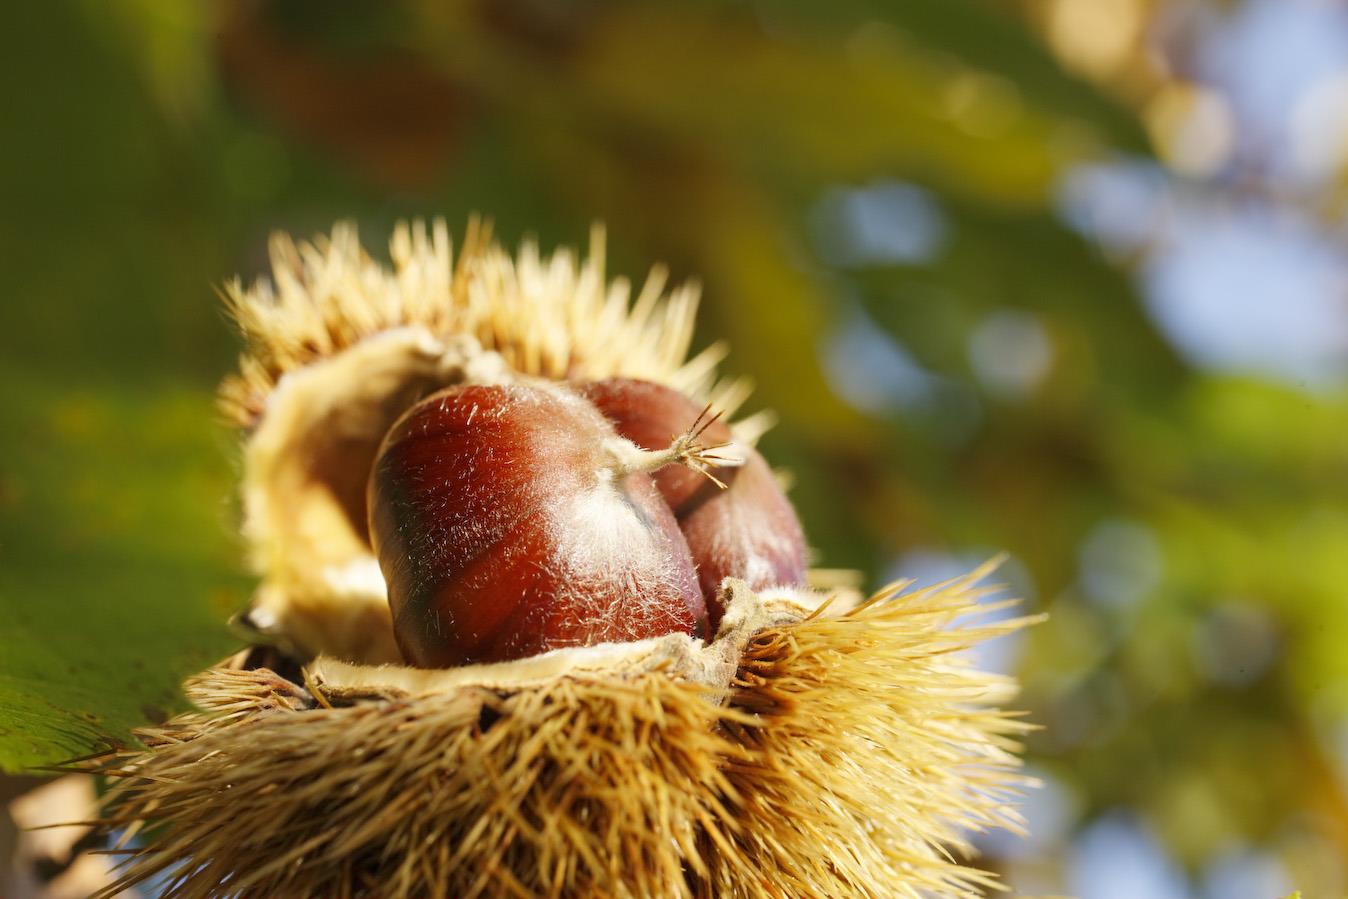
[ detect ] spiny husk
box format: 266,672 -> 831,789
221,218 -> 733,429
89,571 -> 1035,899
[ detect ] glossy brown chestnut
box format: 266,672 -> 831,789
578,378 -> 808,627
368,383 -> 708,668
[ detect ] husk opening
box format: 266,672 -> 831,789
226,219 -> 756,664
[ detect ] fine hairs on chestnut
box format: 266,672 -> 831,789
367,378 -> 808,668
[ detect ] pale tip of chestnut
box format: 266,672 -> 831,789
605,430 -> 744,488
602,400 -> 746,489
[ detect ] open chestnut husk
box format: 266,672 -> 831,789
83,220 -> 1036,899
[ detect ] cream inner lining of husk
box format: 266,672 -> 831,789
239,328 -> 513,665
308,579 -> 840,700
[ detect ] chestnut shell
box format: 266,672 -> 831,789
368,383 -> 707,667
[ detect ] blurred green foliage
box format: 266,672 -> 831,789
0,365 -> 247,769
1,0 -> 1344,893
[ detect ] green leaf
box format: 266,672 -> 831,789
0,366 -> 245,771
